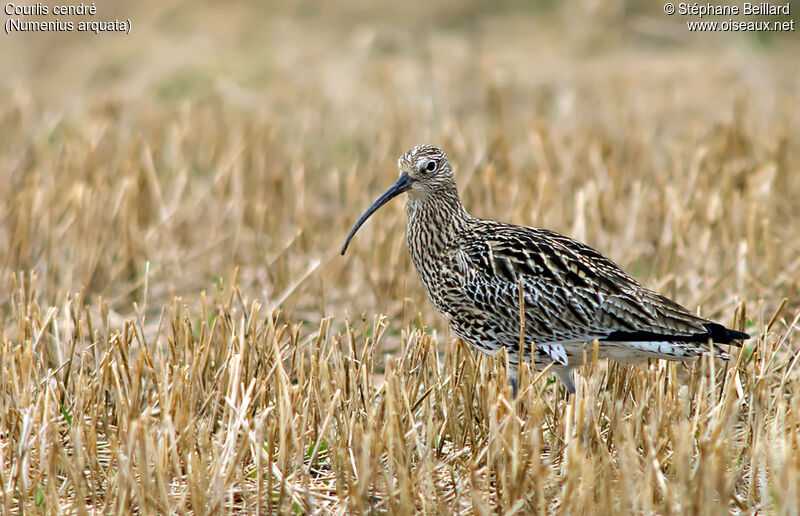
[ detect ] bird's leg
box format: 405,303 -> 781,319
508,362 -> 519,397
553,366 -> 576,395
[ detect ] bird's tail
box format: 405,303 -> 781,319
704,322 -> 749,345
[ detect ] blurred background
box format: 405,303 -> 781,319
2,0 -> 798,337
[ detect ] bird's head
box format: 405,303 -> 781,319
340,144 -> 453,255
397,144 -> 454,198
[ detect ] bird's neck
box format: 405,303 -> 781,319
405,185 -> 471,258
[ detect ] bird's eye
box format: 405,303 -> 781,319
425,160 -> 437,172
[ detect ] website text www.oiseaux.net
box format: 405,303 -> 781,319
687,18 -> 794,31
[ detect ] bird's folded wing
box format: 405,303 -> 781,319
453,224 -> 710,343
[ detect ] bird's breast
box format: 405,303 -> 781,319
406,223 -> 459,309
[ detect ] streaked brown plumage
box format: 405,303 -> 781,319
341,145 -> 749,394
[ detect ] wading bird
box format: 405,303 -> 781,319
341,145 -> 749,395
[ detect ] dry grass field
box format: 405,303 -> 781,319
2,1 -> 799,513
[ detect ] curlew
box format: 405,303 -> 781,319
340,145 -> 749,395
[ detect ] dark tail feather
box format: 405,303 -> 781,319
604,322 -> 750,346
704,322 -> 749,345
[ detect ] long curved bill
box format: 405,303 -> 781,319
340,173 -> 413,255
